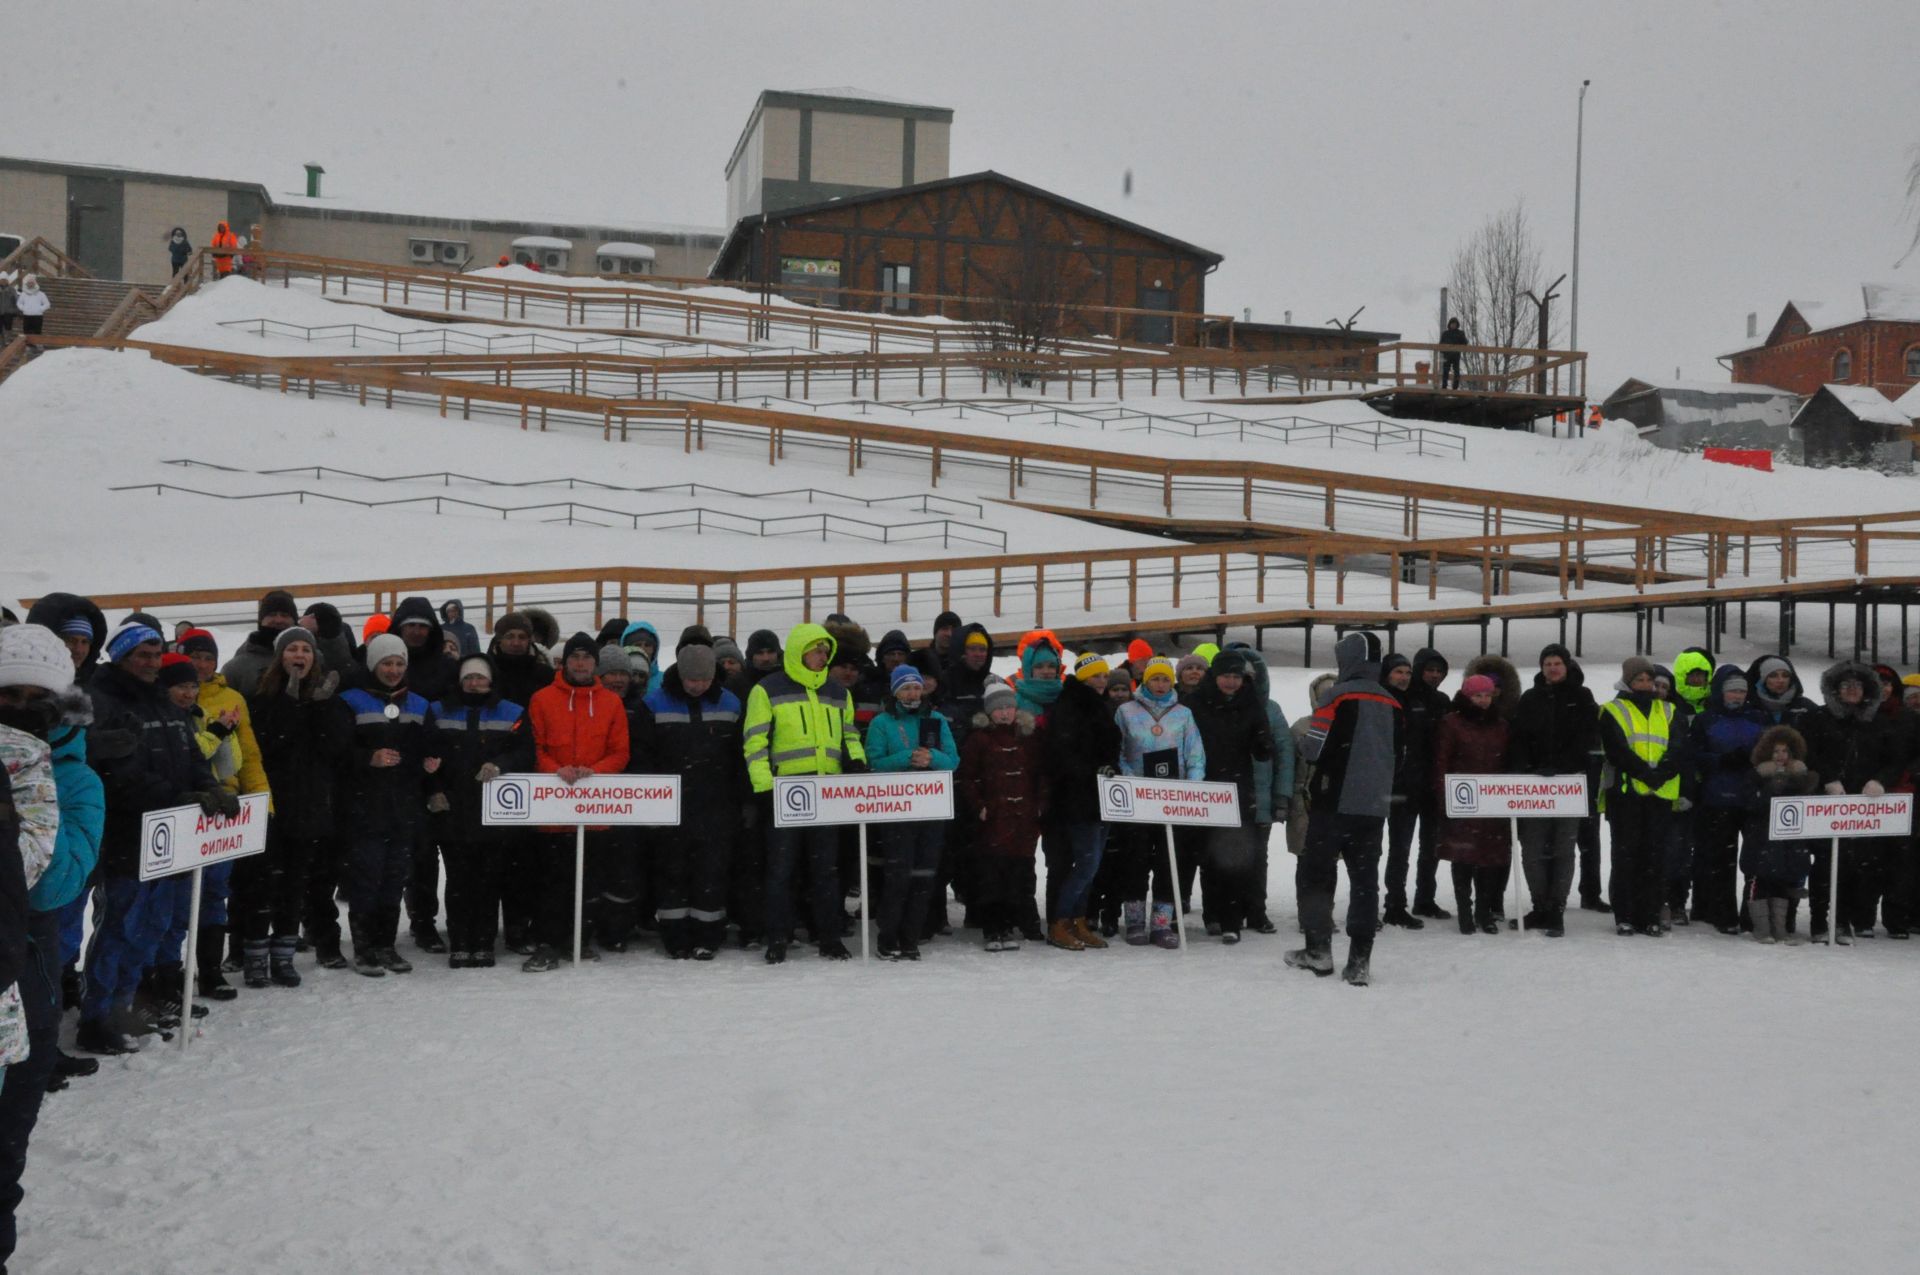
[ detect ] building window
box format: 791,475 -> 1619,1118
880,263 -> 913,312
779,256 -> 841,307
1906,346 -> 1920,378
408,238 -> 468,267
1833,349 -> 1852,381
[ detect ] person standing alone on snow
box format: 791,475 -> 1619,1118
1288,631 -> 1401,986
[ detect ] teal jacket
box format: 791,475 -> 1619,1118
1228,645 -> 1297,824
863,701 -> 959,774
31,724 -> 104,913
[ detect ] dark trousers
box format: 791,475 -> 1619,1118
0,912 -> 62,1268
1440,352 -> 1461,389
20,316 -> 42,336
1247,822 -> 1273,922
655,829 -> 731,952
1838,836 -> 1903,933
1579,757 -> 1606,902
1176,826 -> 1202,914
596,831 -> 640,947
1202,825 -> 1260,933
538,831 -> 613,951
1386,795 -> 1442,908
875,821 -> 945,945
442,835 -> 504,954
499,832 -> 541,943
1690,806 -> 1744,929
730,821 -> 767,944
348,825 -> 415,950
1888,833 -> 1918,934
765,823 -> 842,945
305,832 -> 347,948
81,876 -> 174,1022
1518,816 -> 1579,914
972,856 -> 1032,935
406,825 -> 440,930
1451,861 -> 1510,925
234,826 -> 314,942
1049,820 -> 1107,921
1297,811 -> 1383,945
1663,809 -> 1695,909
1113,824 -> 1190,906
1607,793 -> 1670,930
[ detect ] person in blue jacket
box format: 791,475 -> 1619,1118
863,663 -> 957,960
1687,666 -> 1766,933
640,643 -> 745,959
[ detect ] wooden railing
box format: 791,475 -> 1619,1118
92,248 -> 216,340
0,236 -> 93,282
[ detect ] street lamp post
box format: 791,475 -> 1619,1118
1571,79 -> 1590,356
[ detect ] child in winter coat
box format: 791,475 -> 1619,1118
956,683 -> 1046,951
1112,657 -> 1206,948
1745,726 -> 1818,944
1286,673 -> 1337,857
864,664 -> 958,959
1432,671 -> 1513,934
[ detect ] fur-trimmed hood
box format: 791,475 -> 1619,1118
970,709 -> 1037,736
1818,660 -> 1883,722
1462,654 -> 1521,721
1752,724 -> 1808,770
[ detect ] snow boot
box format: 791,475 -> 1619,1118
764,942 -> 788,965
1342,937 -> 1373,987
1047,919 -> 1085,951
313,938 -> 348,970
352,948 -> 386,977
270,937 -> 301,987
818,937 -> 852,960
1150,903 -> 1179,949
1770,897 -> 1794,945
1122,900 -> 1150,946
522,944 -> 561,973
1749,899 -> 1774,944
999,929 -> 1023,951
377,947 -> 413,974
243,940 -> 272,989
1284,943 -> 1335,977
1071,918 -> 1107,949
224,926 -> 244,973
1543,908 -> 1566,938
411,922 -> 448,954
197,925 -> 239,1001
1381,904 -> 1424,930
1412,897 -> 1452,921
75,1017 -> 139,1056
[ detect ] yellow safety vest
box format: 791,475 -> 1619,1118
1601,698 -> 1680,799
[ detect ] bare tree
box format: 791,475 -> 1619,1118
968,221 -> 1100,383
1443,200 -> 1563,390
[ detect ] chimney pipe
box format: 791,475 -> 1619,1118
303,163 -> 325,198
1746,311 -> 1757,339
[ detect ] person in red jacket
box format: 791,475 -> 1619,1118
956,683 -> 1047,951
522,633 -> 630,971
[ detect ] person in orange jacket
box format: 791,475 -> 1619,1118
210,221 -> 239,277
522,632 -> 630,970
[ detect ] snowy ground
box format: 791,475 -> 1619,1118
24,644 -> 1920,1274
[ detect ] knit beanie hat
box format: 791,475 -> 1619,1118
746,629 -> 781,658
1620,655 -> 1656,686
105,622 -> 162,663
629,652 -> 652,688
57,615 -> 96,641
712,636 -> 744,666
1461,674 -> 1498,697
561,632 -> 599,664
983,682 -> 1016,714
1022,643 -> 1060,676
596,645 -> 632,676
1176,652 -> 1210,679
933,611 -> 961,633
0,624 -> 74,693
362,613 -> 392,642
1141,656 -> 1177,685
877,630 -> 912,661
364,632 -> 408,672
274,626 -> 317,657
458,655 -> 493,683
1721,674 -> 1749,696
1210,649 -> 1248,679
157,653 -> 198,689
258,590 -> 299,625
675,643 -> 717,683
965,630 -> 991,651
1073,652 -> 1110,682
889,664 -> 924,695
178,628 -> 218,659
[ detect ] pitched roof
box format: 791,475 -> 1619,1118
1801,383 -> 1912,427
1894,381 -> 1920,419
711,170 -> 1224,276
1728,283 -> 1920,355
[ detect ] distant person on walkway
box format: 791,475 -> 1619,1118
166,227 -> 191,276
1439,317 -> 1468,390
14,278 -> 48,337
0,273 -> 17,340
210,221 -> 239,277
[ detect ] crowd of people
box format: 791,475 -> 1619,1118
0,583 -> 1915,1265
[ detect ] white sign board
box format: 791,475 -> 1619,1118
1444,774 -> 1589,819
1099,776 -> 1243,827
1769,793 -> 1912,840
482,774 -> 682,826
772,772 -> 955,827
139,793 -> 270,881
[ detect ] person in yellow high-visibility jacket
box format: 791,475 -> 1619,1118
742,622 -> 867,964
1598,656 -> 1684,937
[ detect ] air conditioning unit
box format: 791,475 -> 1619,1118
598,257 -> 615,273
409,240 -> 433,263
439,242 -> 463,264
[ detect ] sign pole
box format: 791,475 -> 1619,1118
180,866 -> 203,1053
858,823 -> 871,962
1163,825 -> 1189,953
1828,836 -> 1843,946
1511,826 -> 1527,934
573,825 -> 586,967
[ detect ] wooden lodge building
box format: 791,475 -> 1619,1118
706,171 -> 1224,344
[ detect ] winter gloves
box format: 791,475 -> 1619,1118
193,788 -> 241,818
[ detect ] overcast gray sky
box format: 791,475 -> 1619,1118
18,0 -> 1920,392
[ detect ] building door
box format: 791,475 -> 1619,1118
1137,286 -> 1174,344
65,175 -> 124,278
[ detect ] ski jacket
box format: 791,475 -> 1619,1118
1508,650 -> 1598,776
1186,669 -> 1275,822
864,700 -> 959,776
642,666 -> 746,837
1225,645 -> 1296,824
339,682 -> 439,835
1040,674 -> 1120,824
0,725 -> 57,890
742,623 -> 866,793
1114,689 -> 1205,781
87,663 -> 216,876
1302,632 -> 1403,819
428,675 -> 531,839
1688,666 -> 1767,809
31,714 -> 103,913
195,674 -> 271,800
248,679 -> 353,842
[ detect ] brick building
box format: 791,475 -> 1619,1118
1726,284 -> 1920,398
708,171 -> 1222,343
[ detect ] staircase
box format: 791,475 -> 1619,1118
36,277 -> 153,339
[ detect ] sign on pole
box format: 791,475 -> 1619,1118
772,773 -> 955,961
1099,776 -> 1241,952
484,775 -> 682,967
1442,775 -> 1589,819
140,793 -> 270,1052
1769,792 -> 1912,947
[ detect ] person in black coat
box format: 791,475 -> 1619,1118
1799,661 -> 1905,939
219,590 -> 301,696
1439,316 -> 1469,389
22,593 -> 106,686
242,628 -> 352,982
486,612 -> 554,712
1040,654 -> 1122,946
387,596 -> 459,952
639,647 -> 745,958
1507,643 -> 1597,932
1384,646 -> 1451,922
426,655 -> 531,966
1186,649 -> 1275,942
